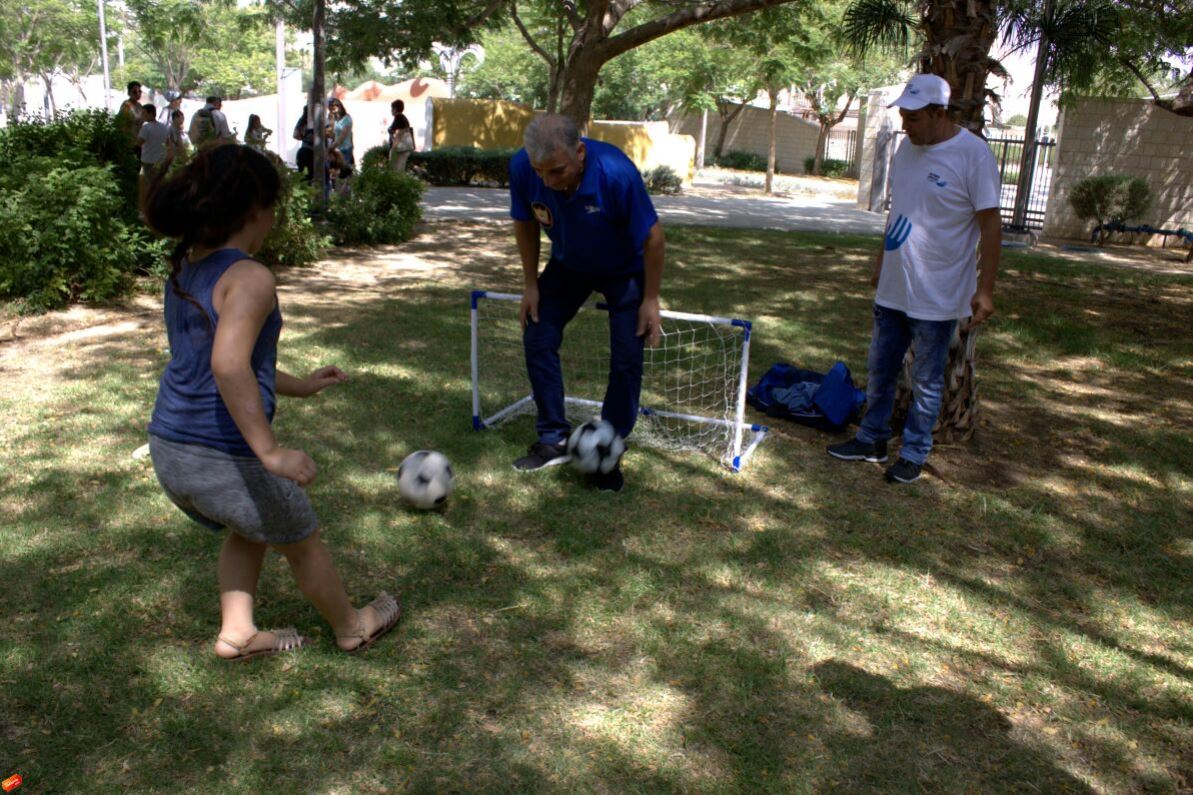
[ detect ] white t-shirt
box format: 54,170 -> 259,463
876,127 -> 1001,320
138,121 -> 171,165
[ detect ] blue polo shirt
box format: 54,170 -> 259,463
509,138 -> 659,277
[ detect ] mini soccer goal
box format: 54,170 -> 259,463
470,291 -> 768,471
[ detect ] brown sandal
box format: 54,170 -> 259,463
338,592 -> 401,654
217,627 -> 309,662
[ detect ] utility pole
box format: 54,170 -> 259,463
97,0 -> 112,110
276,19 -> 286,158
1010,0 -> 1053,231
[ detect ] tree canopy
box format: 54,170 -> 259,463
268,0 -> 820,122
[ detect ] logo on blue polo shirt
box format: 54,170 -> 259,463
884,214 -> 912,251
531,202 -> 554,228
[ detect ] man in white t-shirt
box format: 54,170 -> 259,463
138,104 -> 172,172
828,74 -> 1002,483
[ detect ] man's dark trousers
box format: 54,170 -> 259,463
524,258 -> 645,445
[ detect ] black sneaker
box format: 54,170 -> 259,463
591,463 -> 624,493
884,458 -> 922,484
513,441 -> 569,472
826,438 -> 888,463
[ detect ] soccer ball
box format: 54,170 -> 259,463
396,450 -> 454,509
566,419 -> 626,475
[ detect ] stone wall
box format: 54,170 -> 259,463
428,98 -> 696,182
671,102 -> 821,174
1044,98 -> 1193,242
855,86 -> 903,212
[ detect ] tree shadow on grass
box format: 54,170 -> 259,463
3,223 -> 1192,791
810,661 -> 1094,792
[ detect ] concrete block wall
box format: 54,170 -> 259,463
1044,98 -> 1193,242
855,86 -> 903,211
672,102 -> 820,174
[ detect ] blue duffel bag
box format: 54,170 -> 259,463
746,362 -> 865,432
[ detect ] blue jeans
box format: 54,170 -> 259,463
523,260 -> 645,445
855,304 -> 957,465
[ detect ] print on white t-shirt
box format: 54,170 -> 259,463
876,128 -> 1001,321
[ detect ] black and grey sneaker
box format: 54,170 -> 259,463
591,463 -> 624,493
884,458 -> 922,484
513,441 -> 569,472
826,438 -> 888,463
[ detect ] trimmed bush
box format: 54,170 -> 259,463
409,146 -> 516,187
1069,175 -> 1151,245
0,160 -> 162,311
361,144 -> 390,172
0,110 -> 140,221
643,165 -> 682,195
713,151 -> 768,172
259,167 -> 331,269
325,163 -> 425,246
803,157 -> 852,178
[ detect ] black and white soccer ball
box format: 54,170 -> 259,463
396,450 -> 454,509
566,419 -> 626,475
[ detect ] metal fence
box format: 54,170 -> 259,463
880,131 -> 1056,229
826,128 -> 858,165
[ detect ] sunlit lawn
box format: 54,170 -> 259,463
1,223 -> 1190,792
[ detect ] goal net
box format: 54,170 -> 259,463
470,291 -> 768,471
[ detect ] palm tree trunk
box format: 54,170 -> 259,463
893,0 -> 998,442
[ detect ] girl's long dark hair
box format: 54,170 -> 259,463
142,144 -> 281,322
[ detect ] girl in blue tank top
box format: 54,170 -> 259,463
143,145 -> 400,660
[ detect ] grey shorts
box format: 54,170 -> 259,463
149,434 -> 319,545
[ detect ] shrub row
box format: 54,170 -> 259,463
0,112 -> 331,312
327,163 -> 425,246
0,113 -> 162,311
712,151 -> 769,172
1069,175 -> 1151,245
643,165 -> 682,195
803,157 -> 852,178
408,146 -> 517,187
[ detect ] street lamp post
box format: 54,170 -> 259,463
97,0 -> 112,110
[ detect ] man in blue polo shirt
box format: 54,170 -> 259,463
509,114 -> 666,492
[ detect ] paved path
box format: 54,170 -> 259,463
422,185 -> 886,236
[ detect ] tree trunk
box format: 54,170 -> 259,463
714,100 -> 748,159
557,53 -> 602,128
764,90 -> 778,193
813,122 -> 829,175
311,0 -> 327,212
41,73 -> 57,115
892,0 -> 998,442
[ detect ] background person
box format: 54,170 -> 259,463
826,74 -> 1002,484
117,81 -> 146,153
142,144 -> 401,660
245,114 -> 272,151
158,91 -> 182,124
387,99 -> 415,172
168,108 -> 189,158
137,103 -> 172,196
189,96 -> 235,148
329,99 -> 353,164
293,106 -> 316,182
509,114 -> 665,493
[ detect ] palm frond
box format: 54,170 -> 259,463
841,0 -> 916,55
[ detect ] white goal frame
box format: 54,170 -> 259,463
469,290 -> 768,471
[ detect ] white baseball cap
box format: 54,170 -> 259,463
888,74 -> 951,110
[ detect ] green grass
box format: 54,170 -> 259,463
1,224 -> 1191,792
